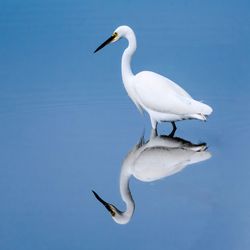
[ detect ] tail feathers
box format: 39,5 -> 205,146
200,103 -> 213,116
188,143 -> 207,152
188,151 -> 212,165
190,113 -> 207,121
191,100 -> 213,119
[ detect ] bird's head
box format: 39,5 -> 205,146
92,190 -> 131,224
94,25 -> 134,53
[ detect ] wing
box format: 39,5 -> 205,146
134,71 -> 210,115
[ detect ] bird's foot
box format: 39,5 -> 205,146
169,122 -> 177,137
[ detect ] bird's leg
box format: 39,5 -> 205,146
155,122 -> 158,132
169,122 -> 177,137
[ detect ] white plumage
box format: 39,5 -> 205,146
94,25 -> 213,131
134,71 -> 212,128
92,130 -> 211,224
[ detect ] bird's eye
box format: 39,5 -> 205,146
113,32 -> 118,37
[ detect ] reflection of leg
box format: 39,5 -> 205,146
138,128 -> 145,147
150,128 -> 158,140
150,117 -> 157,131
169,122 -> 177,137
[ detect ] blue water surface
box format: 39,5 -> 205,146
0,0 -> 250,249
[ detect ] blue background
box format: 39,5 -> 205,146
0,0 -> 250,249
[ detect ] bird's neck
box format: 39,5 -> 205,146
121,32 -> 137,84
119,167 -> 135,219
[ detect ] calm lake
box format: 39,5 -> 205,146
0,0 -> 250,249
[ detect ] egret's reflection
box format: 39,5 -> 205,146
93,130 -> 211,224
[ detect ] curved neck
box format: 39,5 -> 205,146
121,31 -> 137,83
119,166 -> 135,219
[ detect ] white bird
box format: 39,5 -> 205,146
94,25 -> 213,134
92,130 -> 211,224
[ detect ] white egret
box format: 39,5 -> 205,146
92,130 -> 211,224
94,25 -> 213,133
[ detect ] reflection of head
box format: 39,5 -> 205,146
92,190 -> 132,225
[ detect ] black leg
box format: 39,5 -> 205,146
169,122 -> 177,137
155,122 -> 158,132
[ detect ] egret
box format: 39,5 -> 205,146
94,25 -> 213,133
92,130 -> 211,224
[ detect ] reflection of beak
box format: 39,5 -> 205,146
94,34 -> 117,53
92,190 -> 116,216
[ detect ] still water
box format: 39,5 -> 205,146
0,0 -> 250,249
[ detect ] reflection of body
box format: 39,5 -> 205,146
93,130 -> 211,224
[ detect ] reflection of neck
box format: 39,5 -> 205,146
119,166 -> 134,219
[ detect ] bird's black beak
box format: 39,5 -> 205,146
94,33 -> 117,53
92,190 -> 116,216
